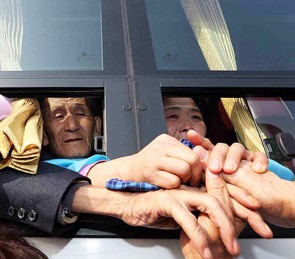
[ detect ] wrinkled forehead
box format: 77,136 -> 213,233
163,97 -> 199,110
44,98 -> 87,112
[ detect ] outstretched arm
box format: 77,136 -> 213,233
87,134 -> 203,188
0,162 -> 90,234
72,184 -> 241,259
87,130 -> 269,189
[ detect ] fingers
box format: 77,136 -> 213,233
166,187 -> 239,257
187,130 -> 214,151
168,194 -> 213,259
226,183 -> 261,210
231,149 -> 268,174
251,152 -> 268,174
204,169 -> 240,256
147,156 -> 195,188
207,143 -> 229,173
148,170 -> 181,189
196,192 -> 240,256
231,198 -> 273,239
180,231 -> 203,259
207,142 -> 267,175
223,143 -> 250,173
139,134 -> 203,186
164,142 -> 203,186
222,162 -> 260,190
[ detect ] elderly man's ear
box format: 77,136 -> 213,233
94,116 -> 102,136
42,130 -> 49,147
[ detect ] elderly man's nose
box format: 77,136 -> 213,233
65,115 -> 79,131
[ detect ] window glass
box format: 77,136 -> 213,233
246,97 -> 295,172
6,0 -> 103,71
144,0 -> 208,70
145,0 -> 295,71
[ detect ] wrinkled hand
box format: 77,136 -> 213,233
180,167 -> 273,259
223,161 -> 295,228
120,186 -> 239,259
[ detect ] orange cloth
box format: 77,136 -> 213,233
0,98 -> 43,174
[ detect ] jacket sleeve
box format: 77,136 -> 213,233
0,162 -> 90,234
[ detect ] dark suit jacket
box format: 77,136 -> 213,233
0,161 -> 90,234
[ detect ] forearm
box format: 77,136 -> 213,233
263,179 -> 295,227
87,155 -> 137,187
72,185 -> 132,218
0,162 -> 90,234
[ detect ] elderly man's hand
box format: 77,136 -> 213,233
223,161 -> 295,228
73,185 -> 241,259
120,185 -> 239,258
180,167 -> 273,259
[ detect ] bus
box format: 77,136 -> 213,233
1,0 -> 295,258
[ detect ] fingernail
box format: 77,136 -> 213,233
224,160 -> 236,172
210,159 -> 220,171
253,163 -> 267,173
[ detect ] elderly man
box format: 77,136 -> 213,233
41,97 -> 102,159
0,97 -> 272,258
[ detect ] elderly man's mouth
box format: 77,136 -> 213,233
64,138 -> 83,143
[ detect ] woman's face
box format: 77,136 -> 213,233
164,97 -> 207,140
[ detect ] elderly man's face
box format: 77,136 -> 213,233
42,98 -> 101,158
164,97 -> 207,140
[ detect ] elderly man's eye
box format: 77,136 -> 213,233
54,113 -> 65,119
75,111 -> 86,117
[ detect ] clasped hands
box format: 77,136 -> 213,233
87,129 -> 273,259
127,130 -> 272,259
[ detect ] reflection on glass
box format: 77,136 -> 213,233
145,0 -> 295,71
145,0 -> 208,70
246,97 -> 295,172
0,0 -> 23,71
19,0 -> 103,71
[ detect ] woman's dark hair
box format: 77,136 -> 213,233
0,223 -> 48,259
192,97 -> 210,126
